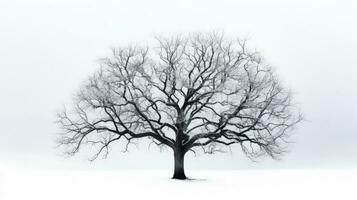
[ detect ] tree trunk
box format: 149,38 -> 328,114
172,149 -> 186,179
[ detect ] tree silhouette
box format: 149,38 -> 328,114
56,33 -> 302,179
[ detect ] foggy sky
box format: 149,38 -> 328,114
0,0 -> 356,170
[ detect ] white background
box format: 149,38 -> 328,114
0,0 -> 356,199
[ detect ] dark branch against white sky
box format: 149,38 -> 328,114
0,0 -> 356,170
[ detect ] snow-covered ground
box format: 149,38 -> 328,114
0,168 -> 356,200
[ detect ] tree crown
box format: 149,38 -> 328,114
57,33 -> 302,161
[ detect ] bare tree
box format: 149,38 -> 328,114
56,33 -> 302,179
